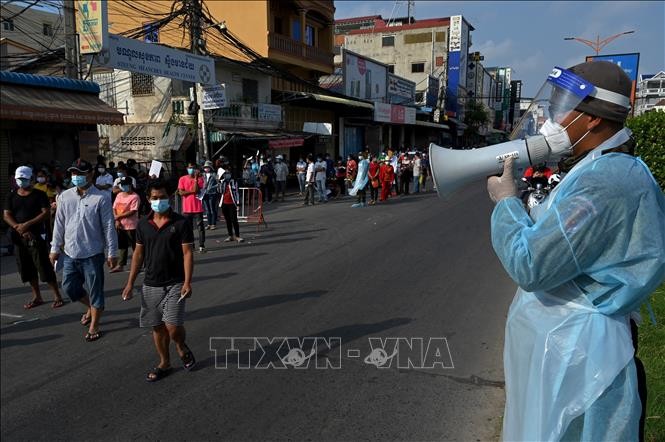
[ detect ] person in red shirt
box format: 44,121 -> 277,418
219,169 -> 244,243
177,162 -> 206,253
368,156 -> 380,205
379,159 -> 395,202
522,163 -> 553,187
346,155 -> 357,195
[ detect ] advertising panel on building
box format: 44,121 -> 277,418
343,49 -> 388,102
76,0 -> 108,54
585,53 -> 640,109
374,102 -> 416,124
445,15 -> 470,120
388,74 -> 416,105
426,75 -> 440,108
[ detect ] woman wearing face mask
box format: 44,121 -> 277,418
111,177 -> 140,272
201,160 -> 219,230
219,169 -> 243,243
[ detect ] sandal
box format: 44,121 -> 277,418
146,366 -> 172,382
52,299 -> 65,309
81,313 -> 91,326
85,331 -> 102,342
23,299 -> 44,309
180,345 -> 196,370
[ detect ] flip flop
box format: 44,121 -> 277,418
23,299 -> 44,309
81,314 -> 91,326
84,331 -> 102,342
146,366 -> 172,382
180,345 -> 196,371
52,300 -> 65,309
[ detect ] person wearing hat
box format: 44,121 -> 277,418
49,159 -> 118,342
273,155 -> 289,202
487,61 -> 665,440
111,176 -> 140,272
3,166 -> 65,309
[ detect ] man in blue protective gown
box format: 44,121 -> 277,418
487,61 -> 665,441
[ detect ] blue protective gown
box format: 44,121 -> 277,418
491,128 -> 665,441
349,158 -> 369,196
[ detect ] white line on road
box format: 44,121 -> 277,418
1,313 -> 23,318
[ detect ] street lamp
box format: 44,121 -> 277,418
564,30 -> 635,55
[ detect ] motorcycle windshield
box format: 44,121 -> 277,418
510,67 -> 595,141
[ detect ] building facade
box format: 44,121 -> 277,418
635,72 -> 665,115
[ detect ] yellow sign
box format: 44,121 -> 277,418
76,0 -> 108,54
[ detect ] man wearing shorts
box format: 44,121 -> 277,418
50,159 -> 118,342
4,166 -> 64,309
122,180 -> 196,382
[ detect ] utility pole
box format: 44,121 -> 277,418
189,0 -> 209,162
407,0 -> 414,24
63,0 -> 79,79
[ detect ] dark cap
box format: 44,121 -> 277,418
68,158 -> 92,173
119,176 -> 133,186
568,60 -> 632,123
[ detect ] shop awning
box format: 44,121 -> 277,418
0,73 -> 124,125
280,92 -> 374,110
209,128 -> 316,143
415,120 -> 450,130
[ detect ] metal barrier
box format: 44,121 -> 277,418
236,187 -> 268,231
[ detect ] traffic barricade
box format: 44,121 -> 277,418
237,187 -> 268,231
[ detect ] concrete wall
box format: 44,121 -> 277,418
342,26 -> 448,96
215,60 -> 271,104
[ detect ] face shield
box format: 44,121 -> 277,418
510,67 -> 595,141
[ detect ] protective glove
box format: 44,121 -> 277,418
487,157 -> 517,203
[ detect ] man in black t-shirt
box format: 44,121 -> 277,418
3,166 -> 64,309
121,180 -> 196,382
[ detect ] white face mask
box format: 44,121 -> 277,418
539,112 -> 589,159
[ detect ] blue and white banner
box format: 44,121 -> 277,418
96,34 -> 216,85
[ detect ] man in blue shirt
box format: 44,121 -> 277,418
50,159 -> 118,342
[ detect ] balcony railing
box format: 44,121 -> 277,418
269,32 -> 333,67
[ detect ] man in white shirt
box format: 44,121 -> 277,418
302,154 -> 316,206
412,152 -> 422,193
112,164 -> 137,195
273,155 -> 289,202
95,163 -> 114,197
314,156 -> 328,202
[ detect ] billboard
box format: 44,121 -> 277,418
76,0 -> 108,54
426,75 -> 440,108
374,102 -> 416,124
388,74 -> 416,105
445,15 -> 470,119
585,53 -> 640,110
343,49 -> 388,102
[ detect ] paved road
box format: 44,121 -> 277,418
1,183 -> 516,441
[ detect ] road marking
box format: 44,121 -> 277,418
1,313 -> 23,318
11,318 -> 39,325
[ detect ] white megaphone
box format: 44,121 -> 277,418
429,136 -> 552,197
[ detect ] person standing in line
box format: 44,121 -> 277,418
177,162 -> 206,253
345,154 -> 357,196
49,159 -> 118,342
111,177 -> 140,273
412,152 -> 422,193
4,166 -> 65,309
379,158 -> 395,202
335,159 -> 346,198
273,155 -> 289,202
314,155 -> 328,203
296,156 -> 307,196
349,153 -> 369,208
112,164 -> 137,195
368,155 -> 380,205
219,169 -> 244,243
302,154 -> 316,206
95,163 -> 114,197
202,160 -> 219,230
122,180 -> 196,382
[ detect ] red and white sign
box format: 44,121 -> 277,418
374,102 -> 416,124
268,138 -> 305,148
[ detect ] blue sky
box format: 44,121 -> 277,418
334,1 -> 665,96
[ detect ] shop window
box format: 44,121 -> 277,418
411,62 -> 425,73
131,73 -> 154,96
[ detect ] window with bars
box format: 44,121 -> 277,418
131,72 -> 154,96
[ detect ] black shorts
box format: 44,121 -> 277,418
15,238 -> 56,284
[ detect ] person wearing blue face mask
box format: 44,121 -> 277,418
50,159 -> 118,342
177,162 -> 206,253
122,180 -> 196,382
3,166 -> 65,310
111,177 -> 140,273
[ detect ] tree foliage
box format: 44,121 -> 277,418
626,110 -> 665,190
